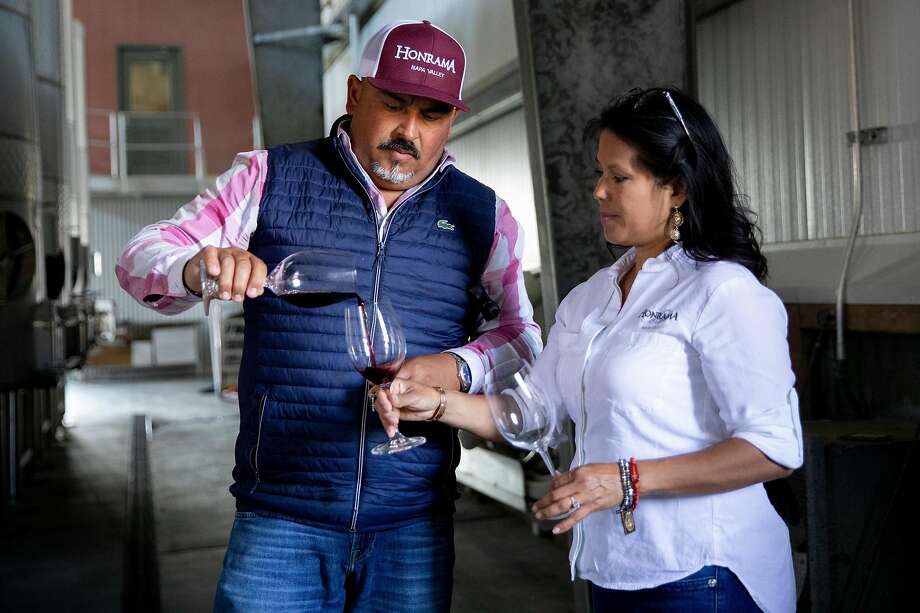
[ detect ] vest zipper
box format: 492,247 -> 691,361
338,148 -> 446,532
446,426 -> 456,483
250,390 -> 269,494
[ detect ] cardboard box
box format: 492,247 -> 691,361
151,326 -> 198,366
130,340 -> 153,367
85,343 -> 131,367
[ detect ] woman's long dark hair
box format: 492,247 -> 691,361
587,87 -> 768,281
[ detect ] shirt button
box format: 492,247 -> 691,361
708,578 -> 718,588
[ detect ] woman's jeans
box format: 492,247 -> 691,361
213,511 -> 454,612
590,566 -> 762,612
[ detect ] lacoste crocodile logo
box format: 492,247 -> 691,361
437,219 -> 455,231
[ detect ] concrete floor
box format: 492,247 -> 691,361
0,376 -> 574,612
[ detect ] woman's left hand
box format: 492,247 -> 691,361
532,463 -> 624,534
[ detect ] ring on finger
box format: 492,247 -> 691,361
569,495 -> 581,511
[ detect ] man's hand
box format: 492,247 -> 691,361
183,246 -> 268,303
395,353 -> 459,391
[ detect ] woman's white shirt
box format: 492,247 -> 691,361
531,245 -> 803,613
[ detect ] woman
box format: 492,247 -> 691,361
373,87 -> 802,613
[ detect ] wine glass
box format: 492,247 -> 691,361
200,248 -> 357,315
344,299 -> 426,455
484,358 -> 575,520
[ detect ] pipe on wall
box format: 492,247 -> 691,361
834,0 -> 864,362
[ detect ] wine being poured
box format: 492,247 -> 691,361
200,249 -> 358,315
344,298 -> 426,455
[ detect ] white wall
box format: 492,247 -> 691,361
697,0 -> 853,243
854,0 -> 920,235
90,194 -> 204,324
448,108 -> 540,271
697,0 -> 920,243
697,0 -> 920,303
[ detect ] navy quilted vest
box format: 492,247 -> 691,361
229,135 -> 496,532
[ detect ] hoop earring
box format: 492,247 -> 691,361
669,207 -> 684,242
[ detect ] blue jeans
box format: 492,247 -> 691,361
590,566 -> 761,612
213,512 -> 454,612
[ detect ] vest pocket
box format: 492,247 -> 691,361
249,389 -> 271,492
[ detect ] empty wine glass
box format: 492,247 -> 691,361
484,358 -> 574,520
200,248 -> 357,315
344,299 -> 426,455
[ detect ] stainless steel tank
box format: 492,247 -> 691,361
32,0 -> 67,304
0,0 -> 44,388
1,0 -> 46,503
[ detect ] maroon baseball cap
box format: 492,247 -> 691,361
358,20 -> 470,112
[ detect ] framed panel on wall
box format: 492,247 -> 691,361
117,46 -> 188,175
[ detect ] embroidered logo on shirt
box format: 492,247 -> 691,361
437,219 -> 455,231
638,309 -> 678,326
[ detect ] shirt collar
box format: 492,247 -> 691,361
605,243 -> 686,280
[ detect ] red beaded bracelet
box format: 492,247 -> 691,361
629,457 -> 640,510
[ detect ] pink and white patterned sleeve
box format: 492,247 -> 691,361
449,196 -> 543,393
115,150 -> 268,315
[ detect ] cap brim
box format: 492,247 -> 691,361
366,77 -> 470,112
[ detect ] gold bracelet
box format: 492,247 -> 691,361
427,387 -> 447,421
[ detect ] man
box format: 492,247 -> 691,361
116,19 -> 541,611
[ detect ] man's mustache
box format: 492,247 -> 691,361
378,139 -> 420,160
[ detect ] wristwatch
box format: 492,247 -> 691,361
446,352 -> 472,393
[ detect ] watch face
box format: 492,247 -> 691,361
452,353 -> 471,391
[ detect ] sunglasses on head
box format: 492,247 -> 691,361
630,88 -> 693,143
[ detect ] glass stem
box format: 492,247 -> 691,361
536,446 -> 558,476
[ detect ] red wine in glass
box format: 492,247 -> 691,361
344,299 -> 426,455
357,363 -> 400,386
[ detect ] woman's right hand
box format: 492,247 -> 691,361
182,246 -> 268,302
372,378 -> 440,437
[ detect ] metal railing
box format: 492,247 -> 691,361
88,109 -> 205,183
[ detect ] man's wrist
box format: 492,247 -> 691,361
181,259 -> 203,297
